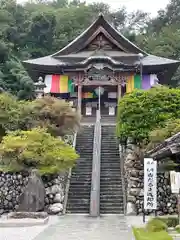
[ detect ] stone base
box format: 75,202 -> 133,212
0,213 -> 49,227
7,211 -> 48,219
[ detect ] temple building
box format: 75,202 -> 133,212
23,14 -> 180,117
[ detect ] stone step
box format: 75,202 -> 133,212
100,180 -> 122,184
71,173 -> 92,177
100,198 -> 123,202
100,209 -> 124,214
100,185 -> 122,189
100,175 -> 121,178
68,194 -> 90,199
70,178 -> 91,182
67,200 -> 90,206
66,209 -> 89,214
69,185 -> 91,189
100,195 -> 123,200
100,202 -> 123,207
100,165 -> 120,168
72,168 -> 92,172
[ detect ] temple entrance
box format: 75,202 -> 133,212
82,85 -> 117,117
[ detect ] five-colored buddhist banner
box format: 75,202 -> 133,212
44,75 -> 73,93
126,74 -> 157,93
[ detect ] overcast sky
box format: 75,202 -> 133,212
17,0 -> 170,17
86,0 -> 170,16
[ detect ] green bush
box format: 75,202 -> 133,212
133,227 -> 173,240
147,119 -> 180,150
146,218 -> 168,232
116,87 -> 180,143
0,128 -> 79,174
155,216 -> 179,228
175,225 -> 180,233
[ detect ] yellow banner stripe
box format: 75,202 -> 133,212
59,75 -> 68,93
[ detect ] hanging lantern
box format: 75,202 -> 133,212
94,86 -> 104,96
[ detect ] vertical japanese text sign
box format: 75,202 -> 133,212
144,158 -> 157,210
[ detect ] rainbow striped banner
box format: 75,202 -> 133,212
126,74 -> 157,93
44,75 -> 73,94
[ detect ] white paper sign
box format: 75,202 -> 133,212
108,92 -> 117,99
86,107 -> 92,116
144,158 -> 157,210
109,107 -> 115,116
170,171 -> 180,193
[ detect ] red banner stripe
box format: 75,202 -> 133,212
50,75 -> 60,93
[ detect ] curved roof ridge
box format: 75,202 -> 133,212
51,14 -> 148,57
107,19 -> 148,56
51,17 -> 99,57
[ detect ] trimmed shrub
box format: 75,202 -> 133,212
0,128 -> 79,174
146,218 -> 168,232
116,87 -> 180,143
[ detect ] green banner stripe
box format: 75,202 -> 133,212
134,75 -> 141,89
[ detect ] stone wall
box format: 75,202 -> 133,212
0,172 -> 67,215
124,141 -> 178,215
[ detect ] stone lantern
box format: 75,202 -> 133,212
34,77 -> 46,98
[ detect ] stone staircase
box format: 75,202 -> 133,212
66,126 -> 94,213
100,126 -> 124,214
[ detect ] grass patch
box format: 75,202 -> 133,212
133,227 -> 173,240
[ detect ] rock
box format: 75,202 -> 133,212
54,193 -> 64,203
129,188 -> 141,196
53,179 -> 60,185
4,200 -> 9,206
6,195 -> 12,201
125,159 -> 134,168
45,187 -> 51,195
139,189 -> 144,197
49,194 -> 54,199
48,203 -> 63,214
17,174 -> 22,180
126,202 -> 136,215
127,195 -> 136,203
0,209 -> 4,215
130,170 -> 139,178
45,197 -> 49,205
17,169 -> 45,212
50,184 -> 63,195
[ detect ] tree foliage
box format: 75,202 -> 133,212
0,0 -> 180,96
146,119 -> 180,150
0,93 -> 80,138
0,128 -> 79,174
116,87 -> 180,143
19,95 -> 81,136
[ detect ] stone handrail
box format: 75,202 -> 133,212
119,143 -> 127,215
63,132 -> 77,214
90,110 -> 101,216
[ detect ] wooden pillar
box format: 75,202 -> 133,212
117,83 -> 122,101
77,84 -> 82,115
